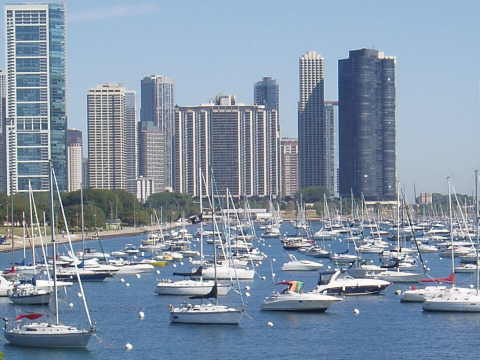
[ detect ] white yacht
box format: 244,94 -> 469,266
423,287 -> 480,312
9,281 -> 51,305
314,271 -> 390,296
375,270 -> 424,283
281,255 -> 323,271
262,281 -> 342,311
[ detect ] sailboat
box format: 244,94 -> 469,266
169,183 -> 243,325
423,174 -> 480,312
3,162 -> 95,348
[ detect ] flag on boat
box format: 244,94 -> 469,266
15,313 -> 43,321
189,213 -> 203,224
277,281 -> 304,293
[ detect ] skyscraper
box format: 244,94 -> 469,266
140,75 -> 174,187
67,129 -> 82,192
87,84 -> 130,190
280,138 -> 299,197
298,51 -> 332,193
175,95 -> 280,197
338,48 -> 396,201
254,76 -> 279,111
5,4 -> 67,194
0,70 -> 6,193
124,91 -> 137,194
138,121 -> 168,193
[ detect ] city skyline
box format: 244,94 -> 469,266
0,0 -> 478,196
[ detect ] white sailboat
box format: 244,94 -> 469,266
3,163 -> 95,348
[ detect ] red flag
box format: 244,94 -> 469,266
15,313 -> 43,321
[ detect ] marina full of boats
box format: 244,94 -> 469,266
0,177 -> 480,357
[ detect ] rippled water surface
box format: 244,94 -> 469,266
1,223 -> 479,360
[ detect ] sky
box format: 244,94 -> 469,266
1,0 -> 479,197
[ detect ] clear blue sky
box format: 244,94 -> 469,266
2,0 -> 479,197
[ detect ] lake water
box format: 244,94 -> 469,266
0,223 -> 479,360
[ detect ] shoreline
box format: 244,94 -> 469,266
0,223 -> 181,254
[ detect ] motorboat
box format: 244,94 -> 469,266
281,254 -> 323,271
329,253 -> 359,265
262,281 -> 342,311
9,281 -> 51,305
374,270 -> 424,283
314,271 -> 390,296
401,285 -> 448,302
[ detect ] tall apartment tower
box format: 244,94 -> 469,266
324,101 -> 338,196
140,75 -> 174,187
138,121 -> 167,193
5,4 -> 67,194
175,95 -> 280,198
67,129 -> 82,192
124,91 -> 137,194
87,84 -> 130,190
0,70 -> 6,193
338,48 -> 396,201
298,51 -> 332,193
254,76 -> 279,111
280,138 -> 298,197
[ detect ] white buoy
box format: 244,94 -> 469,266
77,292 -> 82,298
272,258 -> 276,262
245,285 -> 251,291
69,302 -> 74,308
394,289 -> 402,295
353,308 -> 360,315
327,266 -> 331,270
156,270 -> 160,274
180,262 -> 184,266
126,283 -> 130,287
470,284 -> 475,289
245,292 -> 251,297
120,278 -> 125,283
125,343 -> 133,351
268,245 -> 272,248
173,264 -> 177,268
135,274 -> 141,279
138,311 -> 145,319
261,276 -> 267,280
267,321 -> 274,327
272,273 -> 276,278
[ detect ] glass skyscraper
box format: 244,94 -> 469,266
254,76 -> 279,111
338,48 -> 396,201
5,4 -> 67,194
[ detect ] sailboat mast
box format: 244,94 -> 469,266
475,170 -> 479,294
80,184 -> 85,256
447,177 -> 455,283
48,162 -> 59,325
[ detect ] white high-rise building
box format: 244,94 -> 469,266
280,138 -> 298,197
298,51 -> 333,194
175,95 -> 280,198
124,91 -> 137,194
87,84 -> 131,190
67,129 -> 82,192
5,4 -> 67,194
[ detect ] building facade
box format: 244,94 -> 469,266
138,121 -> 168,193
140,75 -> 174,188
298,51 -> 332,193
87,84 -> 129,190
0,70 -> 6,193
338,48 -> 396,201
5,4 -> 67,194
324,101 -> 338,196
124,91 -> 137,194
280,138 -> 298,197
67,129 -> 82,192
174,95 -> 280,198
254,76 -> 279,111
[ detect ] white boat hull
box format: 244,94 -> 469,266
423,301 -> 480,312
170,306 -> 241,324
10,292 -> 50,305
156,282 -> 230,296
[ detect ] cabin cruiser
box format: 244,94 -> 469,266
281,255 -> 323,271
314,270 -> 390,296
262,281 -> 342,311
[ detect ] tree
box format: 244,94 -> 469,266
298,186 -> 330,203
146,192 -> 198,222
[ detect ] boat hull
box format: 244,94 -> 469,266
261,299 -> 335,311
170,309 -> 241,324
10,292 -> 51,305
156,283 -> 230,296
4,330 -> 93,348
423,301 -> 480,312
